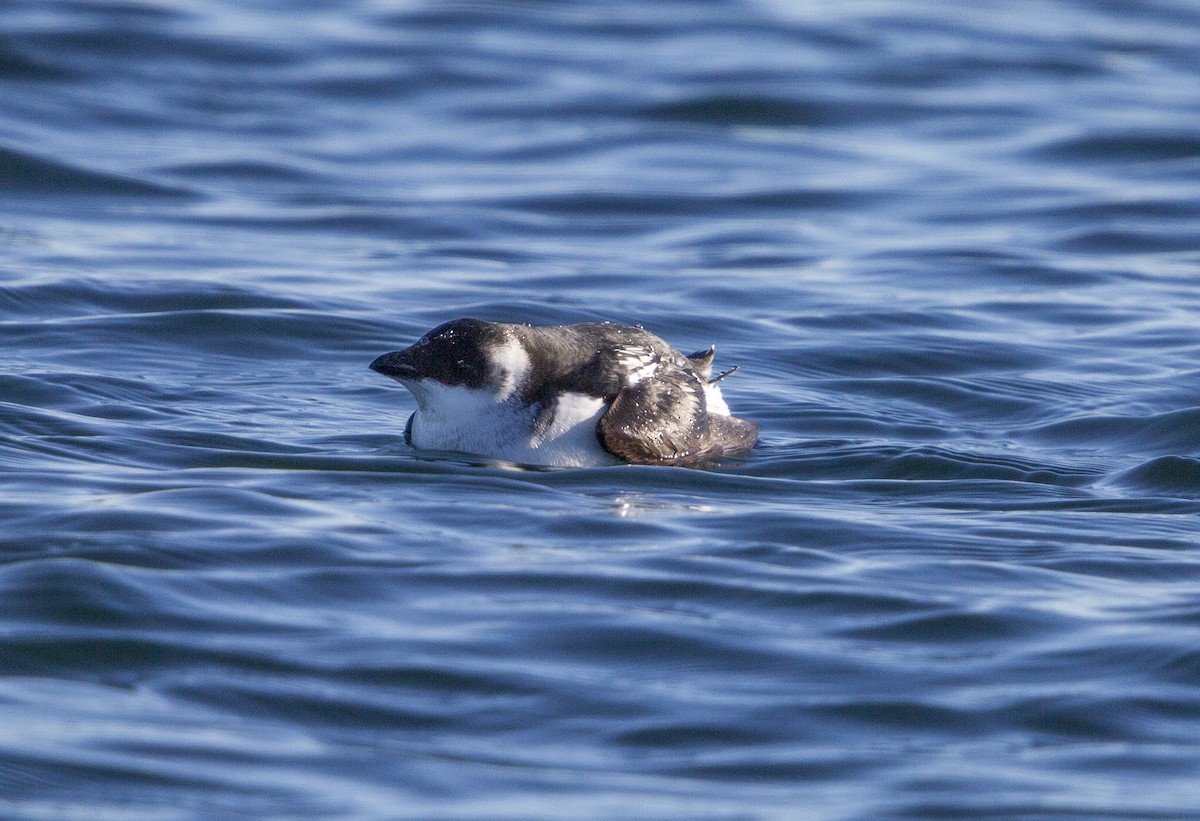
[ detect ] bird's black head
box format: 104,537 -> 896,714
370,318 -> 509,390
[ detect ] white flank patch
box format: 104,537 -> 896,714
527,392 -> 613,466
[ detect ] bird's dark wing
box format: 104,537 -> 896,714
596,367 -> 757,465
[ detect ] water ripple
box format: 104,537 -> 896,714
3,0 -> 1200,817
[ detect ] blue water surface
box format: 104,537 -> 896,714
2,1 -> 1200,818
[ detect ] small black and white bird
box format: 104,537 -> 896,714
369,318 -> 758,467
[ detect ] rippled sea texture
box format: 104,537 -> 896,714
3,1 -> 1200,818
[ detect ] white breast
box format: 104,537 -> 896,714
406,382 -> 616,467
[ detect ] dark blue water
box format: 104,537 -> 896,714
3,1 -> 1200,818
